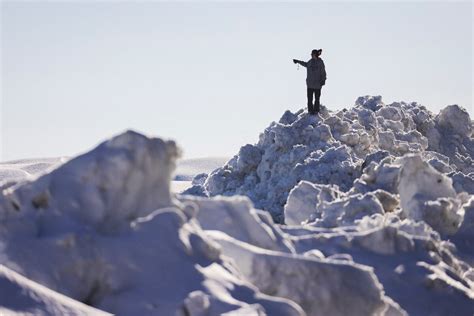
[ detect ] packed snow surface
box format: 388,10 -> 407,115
1,96 -> 473,315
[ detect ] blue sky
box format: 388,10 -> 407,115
1,1 -> 472,161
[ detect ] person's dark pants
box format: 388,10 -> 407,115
307,88 -> 321,114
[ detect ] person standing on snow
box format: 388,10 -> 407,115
293,49 -> 326,115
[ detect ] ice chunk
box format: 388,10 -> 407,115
288,216 -> 474,315
355,95 -> 384,112
284,181 -> 339,225
182,195 -> 294,253
437,104 -> 472,136
398,154 -> 464,235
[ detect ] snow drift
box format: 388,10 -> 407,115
0,96 -> 473,315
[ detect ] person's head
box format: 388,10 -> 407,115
311,49 -> 322,59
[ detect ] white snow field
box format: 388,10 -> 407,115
172,157 -> 229,193
0,95 -> 473,315
0,156 -> 227,194
0,158 -> 66,186
175,157 -> 229,181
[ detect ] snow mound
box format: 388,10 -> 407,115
194,96 -> 473,224
182,96 -> 474,314
0,131 -> 303,315
1,130 -> 179,232
1,96 -> 473,315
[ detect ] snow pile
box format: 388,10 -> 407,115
1,96 -> 473,315
283,212 -> 474,315
0,131 -> 304,315
1,131 -> 179,232
181,195 -> 403,316
182,96 -> 474,314
194,96 -> 473,223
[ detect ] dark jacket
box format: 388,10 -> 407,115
296,58 -> 326,89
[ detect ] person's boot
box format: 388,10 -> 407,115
314,103 -> 320,115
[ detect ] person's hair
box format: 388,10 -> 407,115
311,49 -> 322,56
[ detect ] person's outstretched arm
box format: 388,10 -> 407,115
293,59 -> 308,67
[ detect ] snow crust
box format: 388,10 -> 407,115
1,96 -> 473,315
